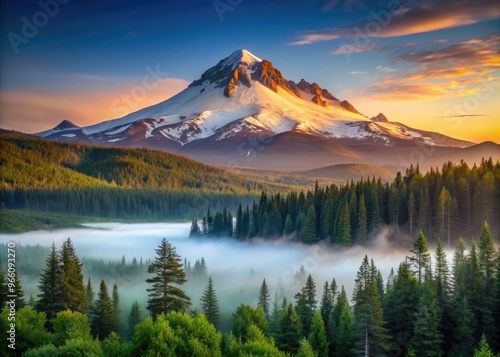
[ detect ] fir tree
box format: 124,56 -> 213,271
338,202 -> 351,246
276,303 -> 302,354
412,283 -> 443,357
319,281 -> 333,338
478,222 -> 496,345
409,230 -> 431,285
57,238 -> 86,313
474,335 -> 496,357
111,284 -> 120,334
258,278 -> 270,318
296,274 -> 317,336
308,310 -> 328,357
126,301 -> 142,341
200,276 -> 220,328
91,280 -> 115,340
85,278 -> 95,323
36,242 -> 60,321
284,214 -> 294,236
146,238 -> 191,318
189,219 -> 201,237
336,304 -> 355,357
356,193 -> 368,245
303,204 -> 317,244
352,255 -> 389,356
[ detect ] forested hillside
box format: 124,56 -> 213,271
0,132 -> 281,228
195,158 -> 500,247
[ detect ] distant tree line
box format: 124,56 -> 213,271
1,223 -> 499,356
192,158 -> 499,247
1,188 -> 256,221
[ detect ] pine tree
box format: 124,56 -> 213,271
474,335 -> 495,357
492,248 -> 500,352
409,230 -> 431,285
296,274 -> 317,336
269,292 -> 281,336
408,191 -> 416,236
411,282 -> 443,357
336,304 -> 355,357
85,278 -> 95,324
92,280 -> 115,340
126,301 -> 142,341
189,219 -> 201,237
200,276 -> 220,328
57,238 -> 86,313
450,295 -> 475,356
356,193 -> 368,245
478,222 -> 496,345
338,202 -> 351,246
284,214 -> 294,236
383,261 -> 419,356
258,278 -> 270,318
352,255 -> 389,356
36,242 -> 60,321
146,238 -> 191,318
303,204 -> 317,244
319,281 -> 333,339
330,285 -> 348,353
111,284 -> 120,334
276,303 -> 302,354
297,339 -> 317,357
435,240 -> 450,306
308,310 -> 328,357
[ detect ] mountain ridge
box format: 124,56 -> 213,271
33,49 -> 496,171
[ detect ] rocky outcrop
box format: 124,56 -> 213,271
294,79 -> 335,107
251,60 -> 296,95
341,100 -> 363,115
370,113 -> 389,122
224,67 -> 252,97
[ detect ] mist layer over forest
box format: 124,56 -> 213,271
1,222 -> 412,329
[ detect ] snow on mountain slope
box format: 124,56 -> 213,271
38,49 -> 472,150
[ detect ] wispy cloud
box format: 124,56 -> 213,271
375,65 -> 397,72
433,114 -> 487,118
290,0 -> 500,45
349,71 -> 368,75
361,34 -> 500,101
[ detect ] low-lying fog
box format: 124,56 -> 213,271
1,222 -> 413,330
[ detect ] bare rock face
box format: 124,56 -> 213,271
370,113 -> 389,122
251,60 -> 296,94
295,79 -> 333,107
287,80 -> 301,97
224,67 -> 252,97
341,100 -> 363,115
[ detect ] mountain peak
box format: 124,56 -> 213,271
54,120 -> 79,130
370,113 -> 389,122
221,49 -> 262,70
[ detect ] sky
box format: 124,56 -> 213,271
0,0 -> 499,143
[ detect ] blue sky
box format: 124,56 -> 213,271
1,0 -> 499,142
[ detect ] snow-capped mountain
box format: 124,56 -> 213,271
37,49 -> 478,170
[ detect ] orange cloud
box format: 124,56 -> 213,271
0,78 -> 189,134
291,0 -> 500,44
362,34 -> 500,101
